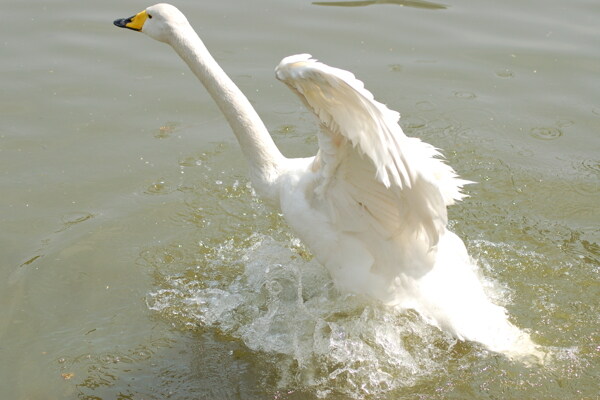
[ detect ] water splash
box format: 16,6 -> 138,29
146,234 -> 458,397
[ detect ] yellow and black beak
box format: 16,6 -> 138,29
113,10 -> 148,32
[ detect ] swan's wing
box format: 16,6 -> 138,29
276,54 -> 469,248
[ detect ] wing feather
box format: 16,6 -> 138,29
276,54 -> 469,252
276,54 -> 413,189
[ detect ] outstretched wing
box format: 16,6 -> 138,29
276,54 -> 468,252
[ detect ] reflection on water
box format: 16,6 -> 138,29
312,0 -> 447,9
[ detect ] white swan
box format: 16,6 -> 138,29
114,3 -> 540,358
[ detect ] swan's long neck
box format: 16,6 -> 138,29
168,25 -> 285,198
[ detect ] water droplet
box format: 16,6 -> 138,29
277,125 -> 296,134
145,180 -> 171,195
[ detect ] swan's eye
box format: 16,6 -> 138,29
147,14 -> 153,19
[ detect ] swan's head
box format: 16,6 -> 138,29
113,3 -> 189,43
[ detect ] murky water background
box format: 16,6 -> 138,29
1,0 -> 598,398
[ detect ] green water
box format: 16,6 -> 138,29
1,0 -> 598,398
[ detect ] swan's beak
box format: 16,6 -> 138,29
113,10 -> 148,32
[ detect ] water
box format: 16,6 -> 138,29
1,0 -> 598,398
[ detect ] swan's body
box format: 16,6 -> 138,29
114,4 -> 540,358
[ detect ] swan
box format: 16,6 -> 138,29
114,3 -> 540,358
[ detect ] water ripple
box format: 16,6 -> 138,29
496,69 -> 515,78
144,180 -> 173,195
529,127 -> 563,141
576,159 -> 600,176
452,91 -> 477,100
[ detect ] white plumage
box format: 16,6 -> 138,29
275,54 -> 464,297
115,3 -> 541,358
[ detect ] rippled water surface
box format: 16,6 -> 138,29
1,0 -> 598,398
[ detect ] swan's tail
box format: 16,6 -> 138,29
390,231 -> 544,362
